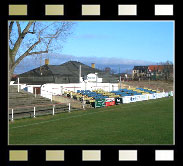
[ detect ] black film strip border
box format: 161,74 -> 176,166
1,0 -> 181,166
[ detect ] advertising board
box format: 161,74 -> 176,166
95,99 -> 106,108
170,91 -> 174,96
122,96 -> 131,104
140,94 -> 148,101
105,98 -> 115,106
164,92 -> 169,97
135,95 -> 142,102
156,92 -> 164,98
152,93 -> 157,99
147,94 -> 153,100
129,96 -> 136,102
115,97 -> 123,105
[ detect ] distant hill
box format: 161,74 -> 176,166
89,64 -> 134,74
14,63 -> 134,75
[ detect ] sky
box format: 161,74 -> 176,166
13,21 -> 174,74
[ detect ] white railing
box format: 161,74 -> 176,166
9,102 -> 71,121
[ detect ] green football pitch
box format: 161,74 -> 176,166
9,97 -> 173,145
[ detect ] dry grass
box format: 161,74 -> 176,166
121,80 -> 173,92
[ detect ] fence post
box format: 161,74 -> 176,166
33,107 -> 36,118
11,109 -> 14,121
53,105 -> 55,115
68,103 -> 71,113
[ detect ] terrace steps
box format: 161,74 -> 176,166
9,85 -> 78,120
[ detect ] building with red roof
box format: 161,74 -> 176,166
132,64 -> 173,80
148,65 -> 164,72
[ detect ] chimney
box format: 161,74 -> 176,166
45,59 -> 49,65
91,63 -> 95,68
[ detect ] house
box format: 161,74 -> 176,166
132,64 -> 173,80
14,60 -> 120,95
114,73 -> 132,81
132,66 -> 150,80
148,65 -> 173,80
16,60 -> 119,85
148,65 -> 164,73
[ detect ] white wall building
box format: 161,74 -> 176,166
40,82 -> 119,99
11,73 -> 119,100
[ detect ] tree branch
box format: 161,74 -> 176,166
9,21 -> 14,46
28,50 -> 48,55
22,21 -> 34,35
11,21 -> 34,58
16,21 -> 21,35
27,22 -> 36,34
9,21 -> 74,80
13,39 -> 48,68
9,21 -> 14,37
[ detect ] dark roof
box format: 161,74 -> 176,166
17,61 -> 119,84
133,66 -> 149,70
51,61 -> 101,76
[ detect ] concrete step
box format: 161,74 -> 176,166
9,101 -> 60,108
9,98 -> 51,104
9,93 -> 47,99
9,98 -> 52,103
8,85 -> 80,120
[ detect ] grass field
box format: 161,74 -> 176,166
9,97 -> 173,145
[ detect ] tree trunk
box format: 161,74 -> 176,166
9,49 -> 15,83
9,69 -> 14,83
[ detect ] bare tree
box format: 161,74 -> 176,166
163,61 -> 173,81
9,21 -> 74,82
104,67 -> 111,73
156,61 -> 173,80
